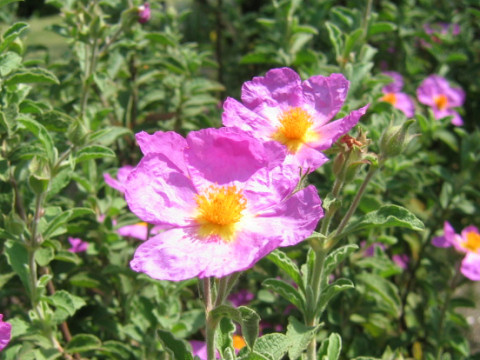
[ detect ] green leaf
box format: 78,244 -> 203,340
4,240 -> 30,294
318,333 -> 342,360
69,272 -> 101,288
75,145 -> 115,163
6,68 -> 59,85
342,205 -> 425,236
54,250 -> 81,264
343,28 -> 364,57
285,317 -> 317,360
47,290 -> 86,317
317,278 -> 354,315
0,22 -> 28,53
65,334 -> 102,354
0,0 -> 24,7
86,127 -> 132,146
266,249 -> 303,291
368,22 -> 397,36
323,244 -> 358,281
42,207 -> 94,239
210,305 -> 260,350
17,117 -> 56,164
35,247 -> 55,266
145,32 -> 177,46
157,329 -> 193,360
216,317 -> 236,358
325,22 -> 343,57
262,278 -> 305,313
237,352 -> 271,360
100,341 -> 133,359
253,333 -> 288,360
356,273 -> 401,317
0,52 -> 22,76
0,272 -> 15,288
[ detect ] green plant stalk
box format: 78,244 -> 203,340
334,165 -> 378,240
305,245 -> 326,360
203,277 -> 216,360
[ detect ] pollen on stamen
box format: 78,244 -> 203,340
381,92 -> 397,106
272,107 -> 316,153
194,185 -> 247,241
434,94 -> 448,110
463,232 -> 480,253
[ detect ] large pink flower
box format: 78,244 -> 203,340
417,75 -> 465,126
432,222 -> 480,281
0,314 -> 11,351
380,71 -> 415,118
222,67 -> 369,172
125,127 -> 323,280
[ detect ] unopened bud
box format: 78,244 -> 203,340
379,119 -> 415,159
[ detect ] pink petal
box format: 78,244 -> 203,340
382,71 -> 404,93
301,73 -> 350,125
392,92 -> 415,118
124,153 -> 197,228
310,105 -> 369,150
241,67 -> 303,114
135,131 -> 188,174
0,315 -> 11,351
461,252 -> 480,281
185,127 -> 286,189
117,223 -> 149,240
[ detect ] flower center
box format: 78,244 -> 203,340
195,185 -> 247,241
434,94 -> 448,110
272,107 -> 315,153
232,334 -> 247,351
381,92 -> 397,106
463,231 -> 480,253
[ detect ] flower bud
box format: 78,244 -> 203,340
379,119 -> 415,159
137,3 -> 151,24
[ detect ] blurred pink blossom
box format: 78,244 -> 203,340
68,237 -> 89,253
433,222 -> 480,281
137,3 -> 151,24
0,314 -> 11,351
380,71 -> 415,118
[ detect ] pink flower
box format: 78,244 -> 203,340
392,254 -> 410,269
0,314 -> 11,351
228,289 -> 254,307
222,67 -> 369,172
125,128 -> 323,281
432,222 -> 480,281
361,241 -> 386,257
68,237 -> 89,253
104,165 -> 134,193
117,222 -> 161,241
417,75 -> 465,126
380,71 -> 415,118
137,3 -> 151,24
424,23 -> 460,36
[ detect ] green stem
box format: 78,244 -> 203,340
334,165 -> 378,239
203,278 -> 216,360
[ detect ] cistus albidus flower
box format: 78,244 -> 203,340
380,71 -> 415,118
68,237 -> 89,253
0,314 -> 11,351
117,222 -> 162,241
222,67 -> 369,172
125,128 -> 323,281
417,75 -> 465,126
433,222 -> 480,281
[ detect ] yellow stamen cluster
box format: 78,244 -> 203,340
195,185 -> 247,241
272,107 -> 316,153
381,92 -> 397,106
434,94 -> 448,110
463,232 -> 480,253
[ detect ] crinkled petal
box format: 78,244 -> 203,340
461,252 -> 480,281
289,145 -> 329,172
393,92 -> 415,118
103,165 -> 134,193
130,226 -> 283,280
382,71 -> 404,93
310,105 -> 369,150
302,73 -> 350,125
135,131 -> 188,174
0,315 -> 12,351
222,97 -> 278,137
117,223 -> 149,240
185,127 -> 286,190
252,184 -> 323,247
242,163 -> 301,213
241,67 -> 303,114
125,153 -> 197,228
